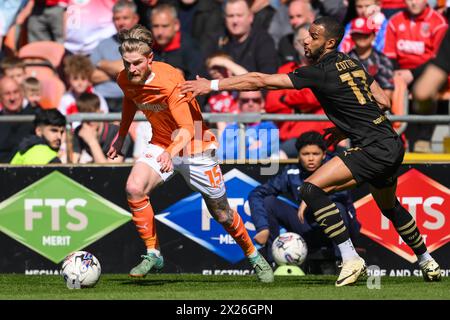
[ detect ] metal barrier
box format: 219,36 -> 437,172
2,113 -> 450,160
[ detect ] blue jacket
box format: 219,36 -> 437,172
218,121 -> 279,160
248,158 -> 356,232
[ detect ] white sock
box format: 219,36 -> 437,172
338,239 -> 359,263
147,248 -> 161,256
418,252 -> 432,267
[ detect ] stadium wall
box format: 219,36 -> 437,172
0,163 -> 448,277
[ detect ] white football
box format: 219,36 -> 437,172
61,251 -> 101,289
272,232 -> 308,266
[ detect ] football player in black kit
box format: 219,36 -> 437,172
180,16 -> 441,287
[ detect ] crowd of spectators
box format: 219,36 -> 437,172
1,0 -> 450,165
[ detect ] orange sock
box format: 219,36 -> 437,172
128,197 -> 159,249
223,211 -> 256,257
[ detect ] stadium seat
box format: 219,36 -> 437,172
18,41 -> 65,69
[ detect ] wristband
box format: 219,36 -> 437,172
210,79 -> 220,91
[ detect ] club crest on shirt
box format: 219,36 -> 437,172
420,23 -> 430,38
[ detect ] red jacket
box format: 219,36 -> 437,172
265,62 -> 332,141
384,6 -> 448,69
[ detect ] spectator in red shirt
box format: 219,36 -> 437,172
384,0 -> 448,153
265,24 -> 331,159
384,0 -> 448,70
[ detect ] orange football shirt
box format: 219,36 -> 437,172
117,61 -> 217,156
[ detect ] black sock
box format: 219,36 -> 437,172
299,182 -> 350,245
382,200 -> 427,255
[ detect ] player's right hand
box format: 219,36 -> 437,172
107,136 -> 125,159
179,75 -> 211,100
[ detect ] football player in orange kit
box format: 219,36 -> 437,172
107,24 -> 273,282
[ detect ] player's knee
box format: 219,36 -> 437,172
125,182 -> 146,199
298,182 -> 321,203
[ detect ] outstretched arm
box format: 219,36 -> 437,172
179,73 -> 294,98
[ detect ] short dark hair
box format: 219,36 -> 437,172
313,16 -> 345,49
76,92 -> 101,113
295,130 -> 327,152
34,109 -> 66,128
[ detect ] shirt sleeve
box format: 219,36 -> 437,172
287,66 -> 323,90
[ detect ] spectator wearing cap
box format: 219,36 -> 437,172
348,17 -> 394,102
339,0 -> 387,54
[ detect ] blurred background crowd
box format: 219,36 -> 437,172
1,0 -> 450,165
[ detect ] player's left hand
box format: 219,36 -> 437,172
157,151 -> 173,173
179,75 -> 211,99
298,201 -> 307,224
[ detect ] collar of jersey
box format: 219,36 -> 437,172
145,72 -> 156,85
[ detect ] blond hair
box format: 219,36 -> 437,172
118,24 -> 153,56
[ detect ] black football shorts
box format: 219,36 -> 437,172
338,136 -> 405,189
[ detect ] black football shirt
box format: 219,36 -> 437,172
288,50 -> 397,147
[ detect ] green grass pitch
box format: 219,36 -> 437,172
0,274 -> 449,300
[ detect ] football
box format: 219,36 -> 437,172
272,232 -> 308,266
61,251 -> 101,289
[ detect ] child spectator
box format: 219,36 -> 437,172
59,55 -> 109,119
0,56 -> 27,85
22,77 -> 43,109
339,0 -> 387,53
71,92 -> 131,164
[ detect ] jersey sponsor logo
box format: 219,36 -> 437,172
397,39 -> 425,55
135,102 -> 168,112
355,169 -> 450,263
